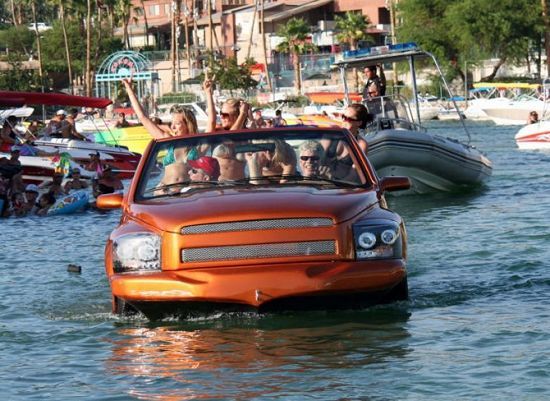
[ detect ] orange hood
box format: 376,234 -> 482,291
128,186 -> 383,233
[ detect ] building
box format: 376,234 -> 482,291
122,0 -> 390,94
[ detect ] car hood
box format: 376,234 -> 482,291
128,186 -> 380,233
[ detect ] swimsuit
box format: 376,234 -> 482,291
162,145 -> 199,167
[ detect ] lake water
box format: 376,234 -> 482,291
1,121 -> 549,400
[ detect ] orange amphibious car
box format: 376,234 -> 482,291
98,127 -> 411,319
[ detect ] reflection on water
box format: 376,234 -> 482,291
105,308 -> 411,400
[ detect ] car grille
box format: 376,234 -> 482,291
181,240 -> 336,263
181,218 -> 333,234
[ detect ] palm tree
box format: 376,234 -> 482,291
58,0 -> 74,93
335,11 -> 372,92
259,0 -> 272,92
275,17 -> 316,94
29,0 -> 44,91
85,0 -> 92,95
335,11 -> 371,51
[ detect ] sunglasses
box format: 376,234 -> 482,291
220,112 -> 232,119
300,155 -> 320,162
190,168 -> 201,174
342,115 -> 360,122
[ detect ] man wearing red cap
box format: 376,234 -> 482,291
188,156 -> 220,182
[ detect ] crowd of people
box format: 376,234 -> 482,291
1,68 -> 381,216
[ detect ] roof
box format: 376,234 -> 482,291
0,91 -> 112,108
264,0 -> 333,23
472,82 -> 539,89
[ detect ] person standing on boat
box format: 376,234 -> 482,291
43,110 -> 67,137
0,116 -> 19,152
362,65 -> 386,100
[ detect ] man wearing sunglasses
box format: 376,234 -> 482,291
298,140 -> 330,179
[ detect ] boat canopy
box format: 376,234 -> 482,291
333,43 -> 431,68
0,91 -> 112,108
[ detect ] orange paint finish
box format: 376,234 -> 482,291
100,127 -> 410,318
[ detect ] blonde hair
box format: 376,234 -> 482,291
170,105 -> 199,134
223,98 -> 242,116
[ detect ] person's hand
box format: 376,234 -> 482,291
239,101 -> 250,116
244,151 -> 258,163
203,71 -> 215,93
121,77 -> 133,89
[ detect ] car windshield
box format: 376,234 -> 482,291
136,129 -> 371,199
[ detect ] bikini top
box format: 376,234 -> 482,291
162,145 -> 199,167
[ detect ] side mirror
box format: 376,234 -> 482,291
379,176 -> 411,192
96,192 -> 124,209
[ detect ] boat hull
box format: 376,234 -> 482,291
515,121 -> 550,150
365,129 -> 492,194
33,138 -> 140,179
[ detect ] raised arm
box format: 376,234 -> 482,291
232,101 -> 250,130
204,74 -> 217,132
121,78 -> 167,139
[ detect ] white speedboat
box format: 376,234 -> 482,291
334,43 -> 493,194
481,96 -> 546,125
515,121 -> 550,150
1,91 -> 142,180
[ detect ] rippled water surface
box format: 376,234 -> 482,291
1,121 -> 549,400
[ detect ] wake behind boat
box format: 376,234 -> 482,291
333,43 -> 493,194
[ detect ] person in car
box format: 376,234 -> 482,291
320,104 -> 370,181
122,77 -> 198,139
212,143 -> 246,181
244,140 -> 296,182
204,72 -> 251,132
298,140 -> 331,179
187,156 -> 220,182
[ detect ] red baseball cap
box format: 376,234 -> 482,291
188,156 -> 220,179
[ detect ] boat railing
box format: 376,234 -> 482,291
363,94 -> 426,134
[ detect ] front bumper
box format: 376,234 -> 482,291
110,259 -> 406,312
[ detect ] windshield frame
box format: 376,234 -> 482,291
133,127 -> 374,202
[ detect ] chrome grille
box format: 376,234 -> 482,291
181,240 -> 335,263
181,218 -> 333,234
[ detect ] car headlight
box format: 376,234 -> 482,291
113,232 -> 161,273
353,222 -> 402,260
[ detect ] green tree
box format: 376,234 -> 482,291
335,11 -> 372,51
0,25 -> 35,57
204,55 -> 258,95
275,17 -> 316,94
0,60 -> 42,90
397,0 -> 544,83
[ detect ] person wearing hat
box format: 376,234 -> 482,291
64,167 -> 89,192
0,115 -> 19,152
188,156 -> 220,182
43,110 -> 67,137
39,172 -> 66,197
22,183 -> 40,214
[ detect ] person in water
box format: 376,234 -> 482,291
92,165 -> 123,198
64,167 -> 89,192
527,111 -> 539,124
